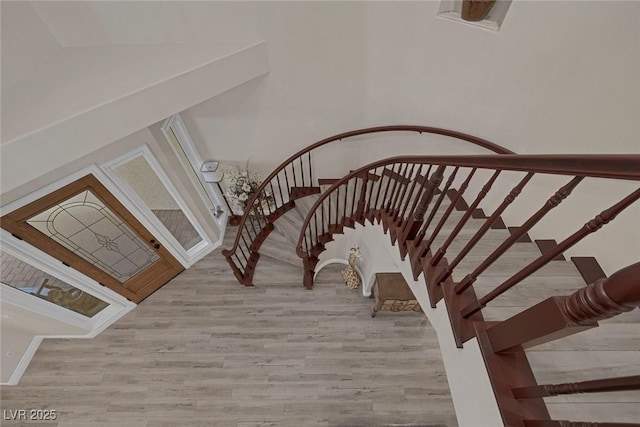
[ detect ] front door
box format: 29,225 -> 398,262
1,175 -> 184,303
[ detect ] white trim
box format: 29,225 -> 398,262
161,114 -> 228,232
101,145 -> 215,266
314,258 -> 369,297
0,227 -> 136,385
4,336 -> 43,386
1,229 -> 134,329
1,284 -> 92,331
1,164 -> 105,216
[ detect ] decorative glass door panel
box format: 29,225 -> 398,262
26,189 -> 160,283
1,251 -> 109,317
1,175 -> 184,303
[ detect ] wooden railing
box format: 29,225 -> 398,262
222,126 -> 512,285
294,154 -> 640,426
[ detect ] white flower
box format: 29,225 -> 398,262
242,183 -> 251,192
241,171 -> 247,177
239,193 -> 248,201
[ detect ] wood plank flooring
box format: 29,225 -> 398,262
0,234 -> 457,427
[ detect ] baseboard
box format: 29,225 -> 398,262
3,336 -> 43,386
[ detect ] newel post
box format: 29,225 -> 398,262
486,262 -> 640,353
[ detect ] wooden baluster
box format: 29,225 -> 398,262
291,158 -> 298,187
431,170 -> 501,266
308,152 -> 313,187
233,253 -> 243,269
228,254 -> 241,277
320,199 -> 326,235
387,163 -> 409,214
398,164 -> 424,225
313,211 -> 319,246
268,182 -> 277,212
275,173 -> 284,204
403,165 -> 432,223
284,168 -> 291,195
355,174 -> 370,221
455,176 -> 584,295
485,261 -> 640,352
399,165 -> 446,245
413,166 -> 458,245
336,179 -> 344,220
392,163 -> 416,223
462,190 -> 640,319
245,218 -> 258,239
380,164 -> 399,212
399,164 -> 433,242
364,167 -> 379,221
338,181 -> 344,222
372,166 -> 387,214
300,155 -> 305,187
393,163 -> 422,226
419,168 -> 475,257
349,176 -> 359,220
395,163 -> 415,214
394,164 -> 430,253
328,186 -> 334,227
513,375 -> 640,399
385,163 -> 405,212
303,233 -> 309,258
238,235 -> 250,263
238,242 -> 250,264
434,172 -> 534,286
341,178 -> 349,222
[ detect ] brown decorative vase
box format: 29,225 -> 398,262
228,215 -> 242,227
461,0 -> 496,22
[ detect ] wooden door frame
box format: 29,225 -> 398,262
1,174 -> 184,303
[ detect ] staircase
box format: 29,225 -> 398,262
223,127 -> 640,426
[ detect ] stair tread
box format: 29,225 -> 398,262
294,193 -> 322,220
527,324 -> 640,352
546,402 -> 639,424
274,208 -> 305,244
451,251 -> 581,282
261,231 -> 301,266
474,275 -> 585,308
527,349 -> 640,386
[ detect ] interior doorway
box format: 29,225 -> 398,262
1,174 -> 184,303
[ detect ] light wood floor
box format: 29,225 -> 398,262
0,234 -> 457,427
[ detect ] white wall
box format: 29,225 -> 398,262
180,1 -> 639,272
0,299 -> 89,384
3,1 -> 639,270
0,1 -> 60,90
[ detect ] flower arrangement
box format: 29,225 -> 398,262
224,164 -> 274,215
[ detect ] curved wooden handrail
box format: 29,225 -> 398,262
296,153 -> 640,258
222,125 -> 514,283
